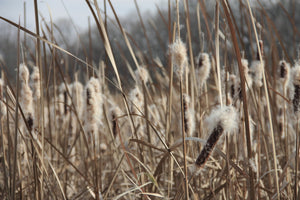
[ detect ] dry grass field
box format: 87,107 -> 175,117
0,0 -> 300,199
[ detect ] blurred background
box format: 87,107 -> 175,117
0,0 -> 299,88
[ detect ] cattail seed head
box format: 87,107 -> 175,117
183,94 -> 195,137
195,105 -> 238,168
279,60 -> 290,80
250,60 -> 264,88
135,66 -> 150,84
30,66 -> 41,100
169,38 -> 187,78
205,105 -> 238,134
241,58 -> 253,89
129,86 -> 143,114
292,64 -> 300,113
71,81 -> 84,118
109,106 -> 121,138
19,64 -> 34,132
196,52 -> 211,88
84,80 -> 99,136
19,63 -> 30,84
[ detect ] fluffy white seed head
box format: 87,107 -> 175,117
30,66 -> 40,99
249,157 -> 257,173
183,94 -> 195,137
241,58 -> 253,89
89,77 -> 101,94
135,66 -> 150,84
205,105 -> 238,134
19,63 -> 30,84
129,86 -> 144,114
100,143 -> 107,152
169,38 -> 187,78
88,77 -> 103,126
19,65 -> 34,131
250,60 -> 265,88
196,53 -> 211,88
84,81 -> 99,134
71,81 -> 84,117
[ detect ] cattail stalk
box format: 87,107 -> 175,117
195,106 -> 238,168
245,1 -> 279,199
215,1 -> 222,107
170,34 -> 189,199
179,79 -> 189,200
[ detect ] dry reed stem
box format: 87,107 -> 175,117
215,0 -> 223,107
12,20 -> 20,200
245,1 -> 280,199
220,0 -> 255,199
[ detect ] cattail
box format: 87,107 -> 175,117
84,80 -> 99,143
19,63 -> 30,85
135,66 -> 150,84
71,81 -> 84,118
183,94 -> 195,137
279,60 -> 290,91
129,86 -> 144,115
250,40 -> 265,88
196,52 -> 211,88
195,106 -> 238,168
250,60 -> 264,88
19,63 -> 34,132
59,83 -> 71,115
292,64 -> 300,113
109,106 -> 121,138
100,143 -> 107,153
88,77 -> 103,126
169,38 -> 187,78
128,86 -> 145,137
30,66 -> 40,100
241,58 -> 253,90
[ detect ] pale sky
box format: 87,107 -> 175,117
0,0 -> 167,31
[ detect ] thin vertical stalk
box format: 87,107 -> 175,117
220,1 -> 255,199
12,19 -> 20,200
176,0 -> 180,38
167,2 -> 175,197
180,78 -> 189,200
295,119 -> 299,200
215,0 -> 222,107
245,1 -> 280,199
34,1 -> 45,199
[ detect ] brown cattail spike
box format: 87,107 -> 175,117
198,56 -> 203,68
293,85 -> 300,113
195,124 -> 223,167
112,112 -> 118,138
87,88 -> 91,106
280,61 -> 288,79
64,91 -> 68,115
195,106 -> 238,169
183,95 -> 188,133
27,113 -> 34,132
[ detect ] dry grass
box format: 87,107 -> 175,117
0,0 -> 300,199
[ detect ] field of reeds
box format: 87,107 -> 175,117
0,0 -> 300,199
